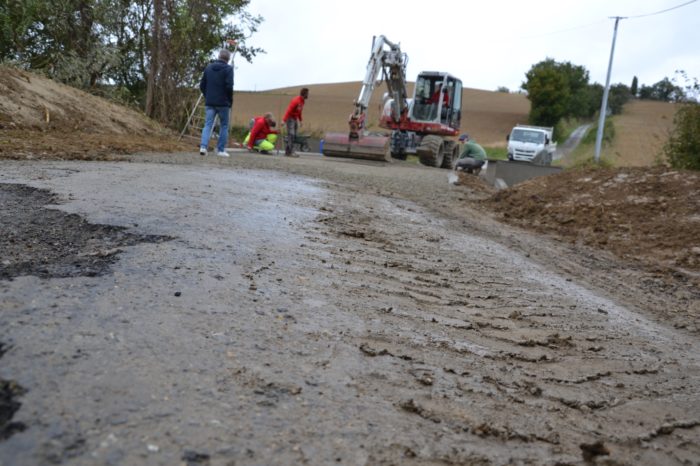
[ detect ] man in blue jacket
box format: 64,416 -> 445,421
199,48 -> 234,157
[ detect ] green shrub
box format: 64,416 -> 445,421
229,125 -> 250,144
570,156 -> 615,169
581,117 -> 615,145
663,103 -> 700,170
554,118 -> 586,143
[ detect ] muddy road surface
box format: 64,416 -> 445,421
0,154 -> 698,465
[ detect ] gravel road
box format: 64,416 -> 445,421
0,153 -> 698,465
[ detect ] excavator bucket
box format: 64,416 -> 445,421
322,132 -> 391,162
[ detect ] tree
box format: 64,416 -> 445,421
585,83 -> 604,117
0,0 -> 43,62
663,74 -> 700,170
639,77 -> 684,102
630,76 -> 638,97
496,86 -> 510,93
0,0 -> 264,126
663,102 -> 700,170
608,83 -> 631,115
1,0 -> 120,87
139,0 -> 264,123
522,58 -> 591,127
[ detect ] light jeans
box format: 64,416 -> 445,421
200,106 -> 230,153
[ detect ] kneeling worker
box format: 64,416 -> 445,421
455,134 -> 487,174
245,112 -> 278,154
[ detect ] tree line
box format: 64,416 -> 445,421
521,59 -> 698,130
0,0 -> 263,125
521,58 -> 632,132
520,59 -> 698,170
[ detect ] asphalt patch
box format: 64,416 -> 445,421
0,342 -> 26,441
0,183 -> 171,281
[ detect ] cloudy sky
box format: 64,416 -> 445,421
231,0 -> 699,93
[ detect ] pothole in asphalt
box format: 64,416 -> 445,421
0,183 -> 171,281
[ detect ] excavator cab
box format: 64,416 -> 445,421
411,72 -> 462,129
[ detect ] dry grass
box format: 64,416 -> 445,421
605,99 -> 679,166
230,82 -> 529,147
566,100 -> 679,167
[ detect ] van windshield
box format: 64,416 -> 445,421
511,129 -> 545,144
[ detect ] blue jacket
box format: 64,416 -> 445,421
199,60 -> 234,107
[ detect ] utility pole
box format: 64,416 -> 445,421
594,16 -> 625,163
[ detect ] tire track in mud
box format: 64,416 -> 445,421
297,190 -> 700,464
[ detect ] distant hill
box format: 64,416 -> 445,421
231,82 -> 530,147
231,83 -> 679,166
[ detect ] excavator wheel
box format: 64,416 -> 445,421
417,135 -> 445,168
441,140 -> 459,169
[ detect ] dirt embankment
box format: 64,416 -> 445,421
0,66 -> 188,159
484,167 -> 700,276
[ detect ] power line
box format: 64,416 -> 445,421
516,20 -> 608,40
626,0 -> 697,19
593,0 -> 698,163
517,0 -> 697,40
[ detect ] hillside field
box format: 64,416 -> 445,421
231,82 -> 679,165
230,82 -> 530,148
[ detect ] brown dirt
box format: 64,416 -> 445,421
0,129 -> 188,160
3,157 -> 697,465
1,65 -> 696,310
482,167 -> 700,315
0,66 -> 188,158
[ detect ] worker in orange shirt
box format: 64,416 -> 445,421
282,88 -> 309,157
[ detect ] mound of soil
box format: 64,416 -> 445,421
0,66 -> 188,158
484,167 -> 700,284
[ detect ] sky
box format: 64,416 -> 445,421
229,0 -> 700,94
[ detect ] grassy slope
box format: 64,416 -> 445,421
564,100 -> 678,167
606,100 -> 678,166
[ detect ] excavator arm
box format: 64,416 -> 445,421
322,35 -> 410,161
348,35 -> 409,140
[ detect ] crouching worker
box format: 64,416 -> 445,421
455,134 -> 487,174
245,112 -> 278,154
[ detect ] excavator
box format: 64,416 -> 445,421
322,35 -> 463,168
